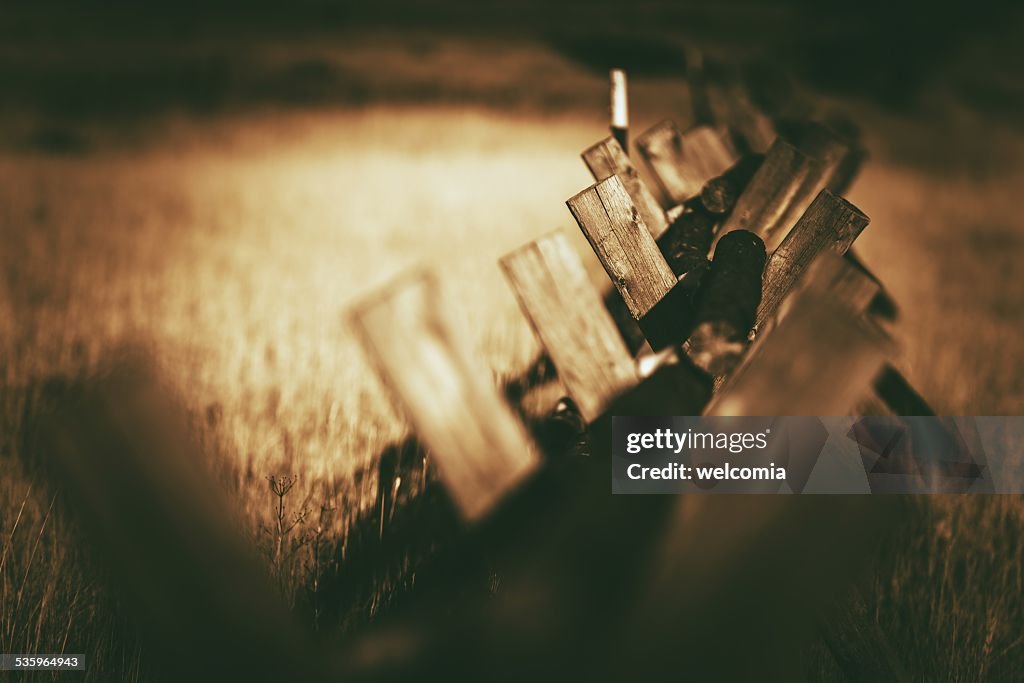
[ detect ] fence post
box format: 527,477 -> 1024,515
609,68 -> 629,152
757,189 -> 871,330
500,231 -> 639,422
567,176 -> 696,350
582,136 -> 669,238
634,120 -> 738,207
716,137 -> 817,250
350,271 -> 540,521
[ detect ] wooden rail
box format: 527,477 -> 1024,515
500,231 -> 638,421
350,271 -> 540,521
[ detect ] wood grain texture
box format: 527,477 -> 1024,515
582,136 -> 668,238
351,271 -> 539,521
500,231 -> 638,422
706,291 -> 894,416
567,175 -> 678,320
716,138 -> 817,251
635,121 -> 738,208
756,190 -> 870,331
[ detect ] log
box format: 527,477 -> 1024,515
685,230 -> 767,376
500,231 -> 638,422
567,176 -> 696,350
582,136 -> 669,238
655,199 -> 716,277
699,153 -> 765,216
741,121 -> 894,320
654,154 -> 766,278
635,121 -> 738,208
350,271 -> 540,521
756,190 -> 870,331
704,254 -> 913,679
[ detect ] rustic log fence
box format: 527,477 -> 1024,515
27,63 -> 929,681
339,66 -> 925,679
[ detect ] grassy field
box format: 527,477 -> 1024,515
1,33 -> 1024,680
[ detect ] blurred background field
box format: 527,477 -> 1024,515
1,2 -> 1024,679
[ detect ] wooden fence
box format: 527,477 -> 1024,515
31,62 -> 925,681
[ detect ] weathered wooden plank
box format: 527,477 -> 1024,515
567,176 -> 695,350
610,68 -> 629,152
635,121 -> 738,208
582,136 -> 668,238
715,138 -> 816,250
706,289 -> 895,416
567,176 -> 678,319
788,121 -> 897,320
756,190 -> 870,331
350,271 -> 540,521
500,231 -> 638,422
